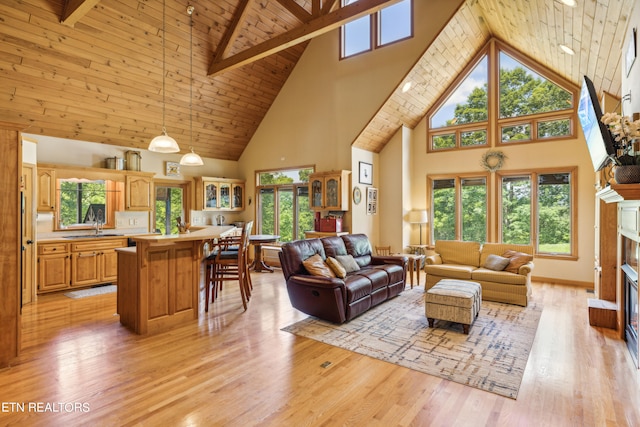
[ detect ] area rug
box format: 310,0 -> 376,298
64,284 -> 117,299
282,287 -> 542,399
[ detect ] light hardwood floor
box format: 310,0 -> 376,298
1,271 -> 640,426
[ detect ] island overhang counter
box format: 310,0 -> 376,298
116,226 -> 235,334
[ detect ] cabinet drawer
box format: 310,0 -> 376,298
71,238 -> 127,252
38,243 -> 69,255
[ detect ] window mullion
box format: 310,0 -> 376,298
455,177 -> 463,240
531,172 -> 539,251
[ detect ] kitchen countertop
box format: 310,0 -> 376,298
130,226 -> 236,244
38,226 -> 237,243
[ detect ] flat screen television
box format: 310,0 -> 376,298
577,75 -> 616,171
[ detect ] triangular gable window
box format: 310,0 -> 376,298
427,39 -> 577,152
431,56 -> 488,129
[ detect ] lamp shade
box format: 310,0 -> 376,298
409,210 -> 428,224
180,147 -> 204,166
148,129 -> 180,153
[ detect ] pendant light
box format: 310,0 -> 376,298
148,0 -> 180,153
180,5 -> 204,166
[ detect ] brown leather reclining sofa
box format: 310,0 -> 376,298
279,234 -> 408,324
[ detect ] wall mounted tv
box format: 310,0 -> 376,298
577,75 -> 616,172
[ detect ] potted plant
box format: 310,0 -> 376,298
601,112 -> 640,183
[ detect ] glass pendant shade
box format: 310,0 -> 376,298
148,129 -> 180,153
180,147 -> 204,166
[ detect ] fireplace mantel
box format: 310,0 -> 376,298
597,184 -> 640,203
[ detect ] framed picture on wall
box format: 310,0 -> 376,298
366,187 -> 378,215
165,161 -> 180,176
359,161 -> 373,185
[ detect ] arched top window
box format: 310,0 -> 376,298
427,39 -> 577,152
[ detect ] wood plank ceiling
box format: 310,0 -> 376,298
353,0 -> 636,152
0,0 -> 635,160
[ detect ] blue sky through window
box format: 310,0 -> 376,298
431,56 -> 488,128
342,0 -> 411,58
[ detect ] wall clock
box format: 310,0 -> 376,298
353,186 -> 362,205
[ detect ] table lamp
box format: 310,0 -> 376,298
409,210 -> 428,245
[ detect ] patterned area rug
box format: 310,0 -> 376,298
282,287 -> 542,399
64,284 -> 117,299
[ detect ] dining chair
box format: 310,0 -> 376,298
375,245 -> 391,256
205,221 -> 253,311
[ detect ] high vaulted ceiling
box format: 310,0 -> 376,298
0,0 -> 635,160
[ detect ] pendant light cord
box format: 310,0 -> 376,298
189,5 -> 193,148
161,0 -> 167,133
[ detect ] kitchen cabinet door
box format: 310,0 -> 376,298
126,175 -> 152,211
71,251 -> 100,287
38,252 -> 70,292
37,168 -> 56,212
232,183 -> 244,210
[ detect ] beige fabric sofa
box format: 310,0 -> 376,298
425,240 -> 534,306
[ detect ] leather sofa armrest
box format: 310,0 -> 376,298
371,255 -> 408,268
287,274 -> 345,290
426,254 -> 442,265
518,262 -> 534,275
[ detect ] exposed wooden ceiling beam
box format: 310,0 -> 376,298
321,0 -> 339,15
208,0 -> 402,77
275,0 -> 313,22
213,0 -> 253,64
61,0 -> 101,26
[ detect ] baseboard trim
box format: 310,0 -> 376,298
532,276 -> 593,289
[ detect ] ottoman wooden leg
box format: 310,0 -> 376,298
428,318 -> 434,328
462,324 -> 469,334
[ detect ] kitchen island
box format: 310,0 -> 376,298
116,226 -> 235,334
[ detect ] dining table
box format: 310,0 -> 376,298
249,234 -> 280,272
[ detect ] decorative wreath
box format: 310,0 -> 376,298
481,150 -> 506,172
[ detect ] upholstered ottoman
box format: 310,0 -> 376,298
425,279 -> 482,334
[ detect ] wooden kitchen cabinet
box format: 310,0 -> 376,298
38,237 -> 127,293
195,177 -> 244,211
309,170 -> 350,211
70,239 -> 127,287
125,173 -> 154,211
37,168 -> 56,212
37,242 -> 71,292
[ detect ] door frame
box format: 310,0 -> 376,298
22,163 -> 37,305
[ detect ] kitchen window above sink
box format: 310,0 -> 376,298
56,178 -> 122,232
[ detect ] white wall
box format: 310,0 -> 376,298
238,0 -> 466,231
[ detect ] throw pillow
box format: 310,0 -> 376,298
502,250 -> 533,273
326,257 -> 347,278
335,254 -> 361,273
302,254 -> 336,278
483,254 -> 511,271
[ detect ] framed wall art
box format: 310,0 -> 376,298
352,186 -> 362,205
366,187 -> 378,215
165,161 -> 180,176
359,161 -> 372,185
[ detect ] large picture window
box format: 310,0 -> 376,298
429,175 -> 489,243
499,168 -> 576,257
256,167 -> 314,242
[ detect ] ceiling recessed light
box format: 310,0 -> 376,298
560,0 -> 577,7
560,44 -> 575,55
402,82 -> 412,93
